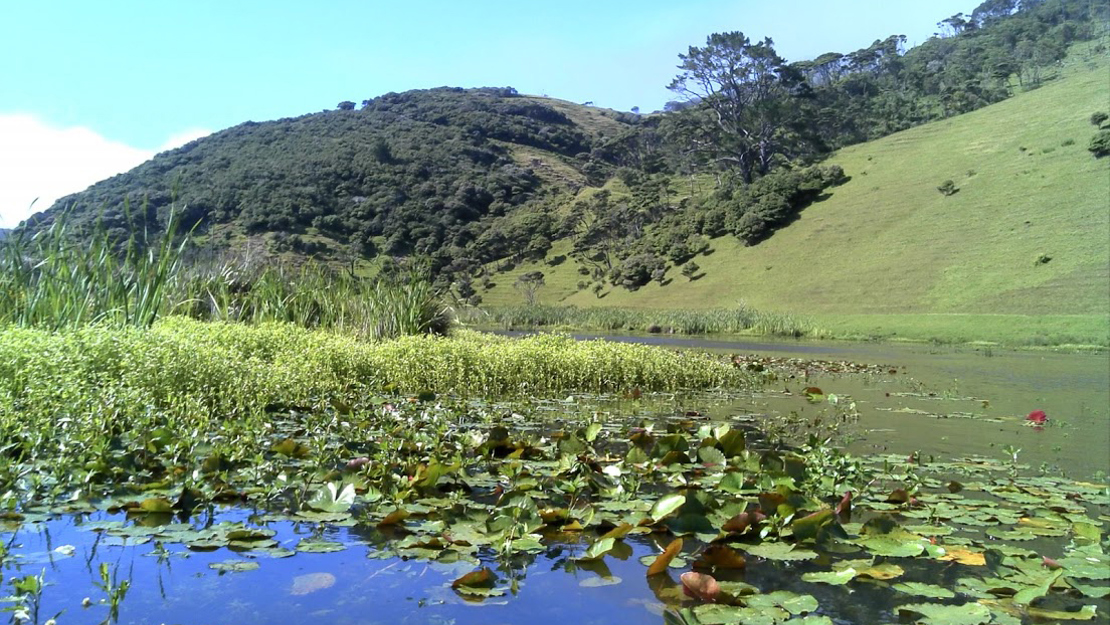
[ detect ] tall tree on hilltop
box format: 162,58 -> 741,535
668,32 -> 804,183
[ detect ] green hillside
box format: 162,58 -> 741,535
481,51 -> 1110,346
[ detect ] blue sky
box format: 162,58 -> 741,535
0,0 -> 975,227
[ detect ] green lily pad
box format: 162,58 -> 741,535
695,604 -> 789,625
896,602 -> 992,625
892,582 -> 956,598
579,575 -> 622,587
651,494 -> 686,522
801,568 -> 856,585
209,559 -> 260,572
741,543 -> 818,561
295,540 -> 346,554
746,590 -> 819,615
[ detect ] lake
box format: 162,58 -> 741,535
2,334 -> 1106,625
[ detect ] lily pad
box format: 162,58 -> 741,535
209,559 -> 260,573
896,602 -> 992,625
741,542 -> 818,561
892,582 -> 956,598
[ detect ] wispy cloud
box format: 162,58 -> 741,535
0,115 -> 210,228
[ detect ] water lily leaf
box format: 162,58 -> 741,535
896,602 -> 992,625
746,591 -> 819,615
792,508 -> 836,543
1026,605 -> 1099,621
939,547 -> 987,566
718,429 -> 746,457
307,482 -> 356,513
693,544 -> 746,570
1059,552 -> 1110,579
698,446 -> 727,467
680,571 -> 720,602
654,433 -> 689,457
892,582 -> 956,598
722,510 -> 764,534
138,497 -> 174,513
599,522 -> 634,540
295,540 -> 346,553
886,488 -> 911,504
855,529 -> 927,557
741,543 -> 818,561
579,575 -> 622,587
271,438 -> 310,458
295,510 -> 352,523
647,538 -> 684,576
1013,570 -> 1063,606
1066,578 -> 1110,598
664,608 -> 700,625
209,559 -> 260,573
452,567 -> 494,590
291,572 -> 336,595
666,512 -> 716,536
836,559 -> 904,580
659,450 -> 691,466
802,568 -> 857,585
695,604 -> 788,625
717,472 -> 748,494
651,494 -> 686,522
250,546 -> 296,558
225,527 -> 276,542
578,537 -> 616,561
378,508 -> 410,527
1072,522 -> 1102,542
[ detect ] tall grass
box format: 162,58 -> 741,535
173,260 -> 450,339
0,205 -> 185,330
0,206 -> 449,339
469,305 -> 824,338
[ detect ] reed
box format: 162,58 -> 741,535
469,305 -> 824,338
0,205 -> 449,340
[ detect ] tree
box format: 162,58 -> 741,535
668,32 -> 801,183
681,261 -> 700,280
337,101 -> 356,111
514,271 -> 545,305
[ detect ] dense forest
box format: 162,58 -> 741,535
27,0 -> 1108,296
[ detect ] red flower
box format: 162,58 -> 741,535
1026,410 -> 1047,425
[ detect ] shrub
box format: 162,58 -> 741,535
937,180 -> 959,196
1090,111 -> 1108,127
610,253 -> 665,290
1088,130 -> 1110,158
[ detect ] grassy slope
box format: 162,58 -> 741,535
481,51 -> 1110,346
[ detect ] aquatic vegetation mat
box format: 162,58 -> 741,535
0,386 -> 1105,624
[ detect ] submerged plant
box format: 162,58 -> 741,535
93,562 -> 131,625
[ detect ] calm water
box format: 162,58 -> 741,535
506,331 -> 1110,479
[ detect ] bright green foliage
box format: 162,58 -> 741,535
0,319 -> 746,433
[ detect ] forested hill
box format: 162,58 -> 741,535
35,87 -> 642,269
28,0 -> 1107,293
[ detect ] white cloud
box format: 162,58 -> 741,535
0,115 -> 210,228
